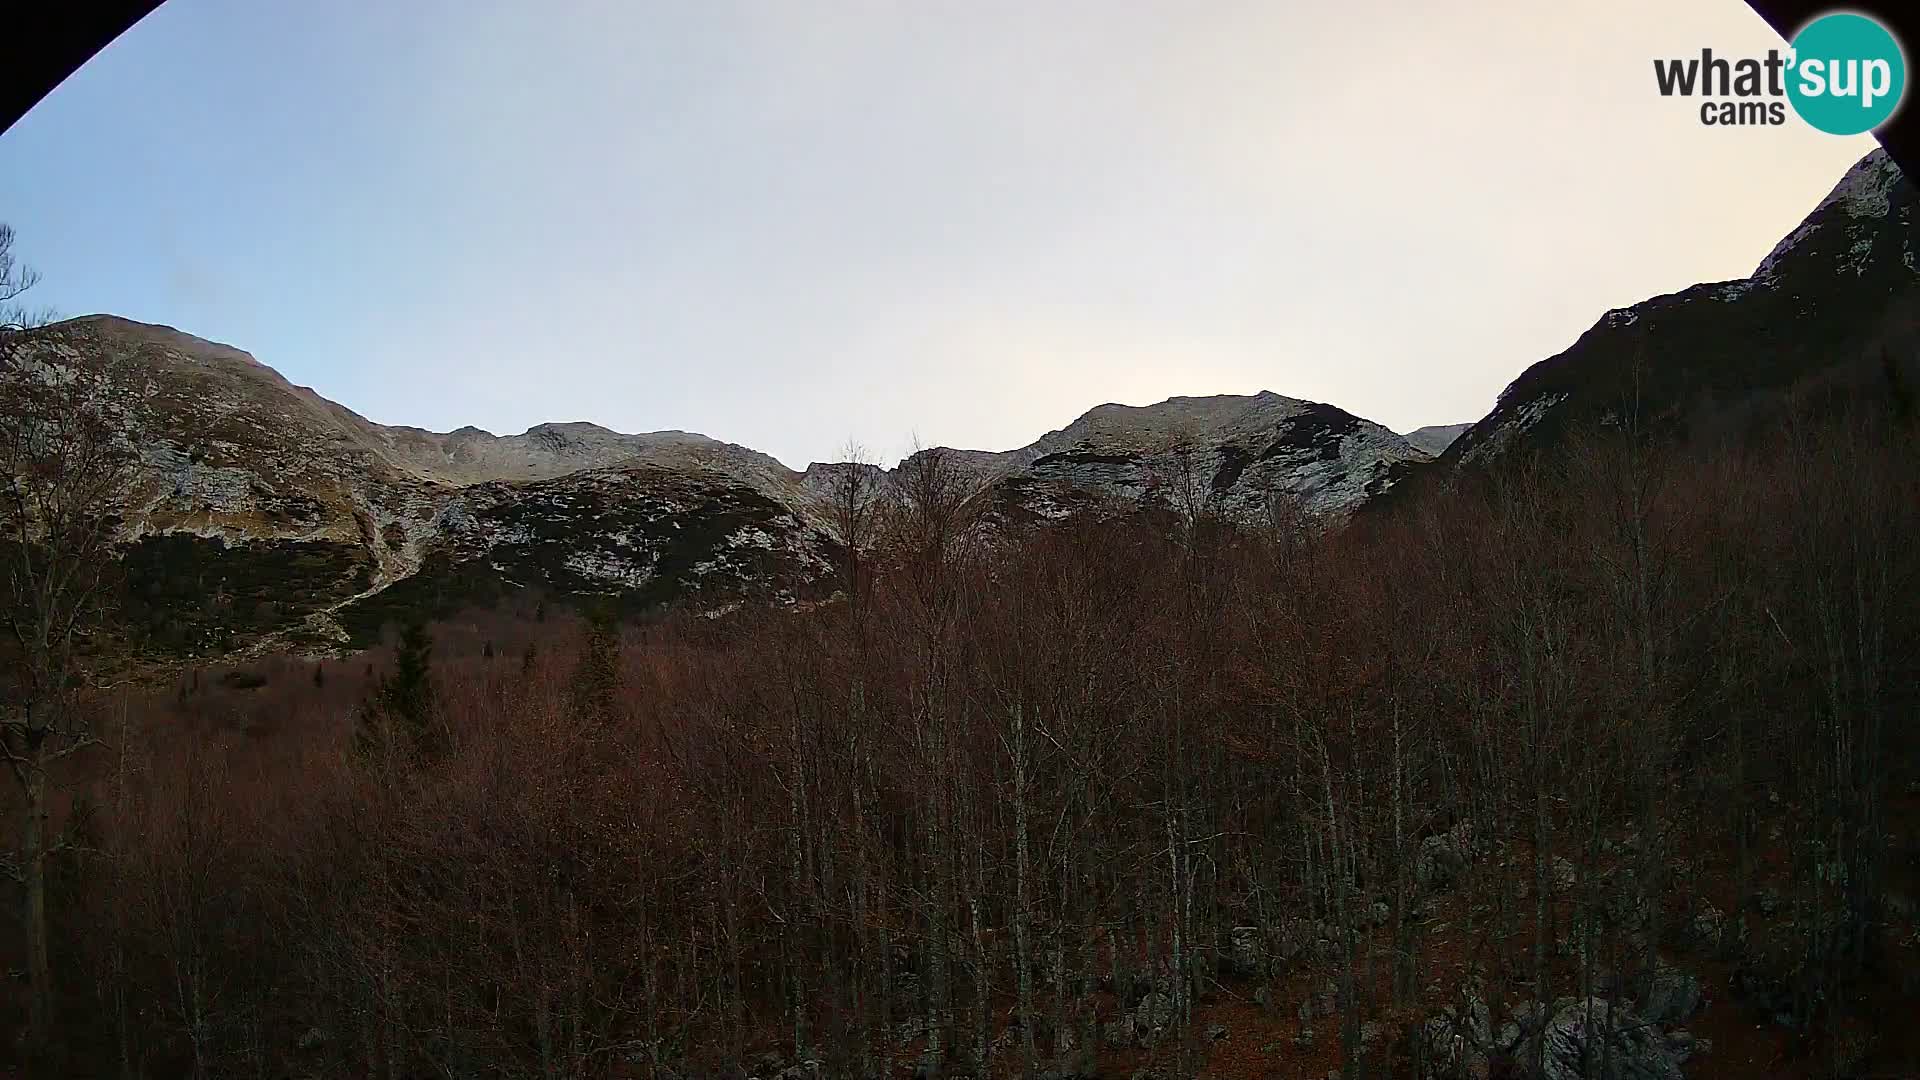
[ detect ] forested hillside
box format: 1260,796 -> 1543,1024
18,397 -> 1916,1079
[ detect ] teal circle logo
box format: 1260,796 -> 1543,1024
1787,13 -> 1906,135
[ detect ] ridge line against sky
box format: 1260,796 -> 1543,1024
0,0 -> 1877,469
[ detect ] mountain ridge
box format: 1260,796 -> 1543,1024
59,313 -> 1441,486
9,315 -> 1431,656
13,148 -> 1913,660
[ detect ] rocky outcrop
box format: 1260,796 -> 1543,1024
982,393 -> 1429,524
1419,993 -> 1708,1080
1415,820 -> 1481,892
1517,997 -> 1697,1080
1631,962 -> 1703,1026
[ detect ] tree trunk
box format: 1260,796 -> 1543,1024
23,741 -> 51,1072
1012,705 -> 1037,1075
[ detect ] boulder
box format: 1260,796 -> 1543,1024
1226,925 -> 1264,977
1632,962 -> 1703,1025
294,1027 -> 329,1054
1417,828 -> 1471,891
1663,1028 -> 1710,1064
1418,996 -> 1494,1079
1276,917 -> 1343,964
1498,1020 -> 1523,1052
1518,997 -> 1684,1080
1417,1027 -> 1488,1080
1132,990 -> 1175,1047
1685,903 -> 1727,955
1549,856 -> 1579,893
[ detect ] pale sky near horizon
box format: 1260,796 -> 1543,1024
0,0 -> 1884,468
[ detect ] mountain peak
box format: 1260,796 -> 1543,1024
1754,148 -> 1904,279
1061,392 -> 1318,442
1446,147 -> 1917,471
523,421 -> 613,437
54,314 -> 268,371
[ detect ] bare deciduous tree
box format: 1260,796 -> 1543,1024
0,309 -> 147,1065
825,439 -> 883,613
0,224 -> 54,331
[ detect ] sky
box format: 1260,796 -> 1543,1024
0,0 -> 1883,468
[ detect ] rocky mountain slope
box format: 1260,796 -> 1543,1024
864,391 -> 1428,528
20,149 -> 1908,660
1444,148 -> 1919,469
4,316 -> 840,656
1403,423 -> 1471,456
977,393 -> 1431,526
6,317 -> 1433,657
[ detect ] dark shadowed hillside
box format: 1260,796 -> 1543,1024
1444,149 -> 1919,469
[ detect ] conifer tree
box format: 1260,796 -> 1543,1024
363,621 -> 436,757
572,602 -> 622,724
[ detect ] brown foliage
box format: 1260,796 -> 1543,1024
9,404 -> 1920,1078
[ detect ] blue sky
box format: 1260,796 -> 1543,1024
0,0 -> 1880,467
